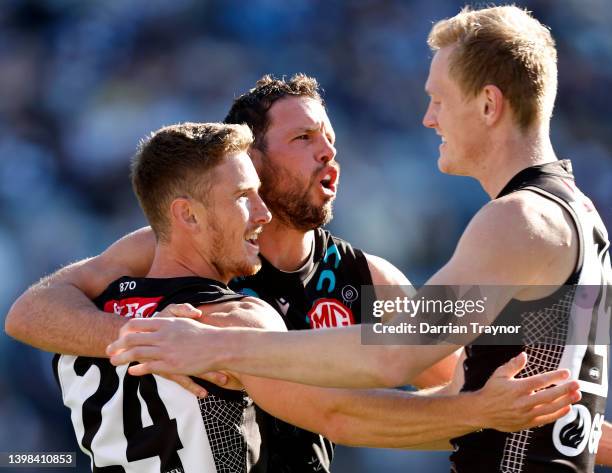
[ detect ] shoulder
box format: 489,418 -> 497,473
199,296 -> 287,332
446,190 -> 577,285
467,191 -> 575,252
364,253 -> 412,286
325,229 -> 363,258
324,228 -> 412,286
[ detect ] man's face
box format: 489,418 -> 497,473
253,96 -> 339,231
197,152 -> 271,281
423,46 -> 486,176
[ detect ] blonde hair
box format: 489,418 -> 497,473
428,5 -> 557,130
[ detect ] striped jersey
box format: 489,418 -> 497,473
53,276 -> 269,473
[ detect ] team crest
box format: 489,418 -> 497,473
307,298 -> 354,329
552,404 -> 591,456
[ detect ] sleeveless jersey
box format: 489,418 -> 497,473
53,276 -> 270,473
451,160 -> 611,473
231,227 -> 373,473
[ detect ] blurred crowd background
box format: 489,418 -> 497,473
1,0 -> 611,471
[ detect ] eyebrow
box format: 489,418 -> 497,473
290,125 -> 336,143
290,125 -> 319,134
235,182 -> 262,194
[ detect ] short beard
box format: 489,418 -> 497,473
258,156 -> 334,232
208,211 -> 262,280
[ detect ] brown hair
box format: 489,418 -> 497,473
427,5 -> 557,130
224,73 -> 324,150
131,122 -> 253,242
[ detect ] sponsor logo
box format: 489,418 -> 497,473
307,298 -> 354,329
103,297 -> 163,318
552,405 -> 604,456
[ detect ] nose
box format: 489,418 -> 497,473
253,192 -> 272,225
316,135 -> 337,165
422,101 -> 437,129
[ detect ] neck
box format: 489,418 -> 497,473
257,217 -> 315,272
147,239 -> 228,284
476,124 -> 557,199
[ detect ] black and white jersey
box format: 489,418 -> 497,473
451,160 -> 611,473
231,227 -> 373,473
53,276 -> 269,473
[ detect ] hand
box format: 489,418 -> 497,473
106,317 -> 224,376
156,372 -> 239,398
154,303 -> 202,319
159,373 -> 209,398
474,352 -> 581,432
197,371 -> 245,391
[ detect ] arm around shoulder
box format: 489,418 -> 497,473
4,227 -> 156,356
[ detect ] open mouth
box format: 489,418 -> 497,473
319,168 -> 338,194
245,230 -> 261,249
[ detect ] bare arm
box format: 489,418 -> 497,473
4,227 -> 156,356
112,298 -> 580,448
366,253 -> 460,388
242,354 -> 577,448
109,193 -> 577,387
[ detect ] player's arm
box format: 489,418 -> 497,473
108,195 -> 574,387
241,351 -> 577,449
116,298 -> 579,449
365,253 -> 461,388
596,421 -> 612,466
4,227 -> 156,356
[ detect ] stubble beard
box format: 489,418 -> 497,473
208,211 -> 262,281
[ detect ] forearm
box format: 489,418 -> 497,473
242,373 -> 480,449
216,325 -> 457,388
6,276 -> 125,356
323,388 -> 481,448
596,421 -> 612,466
411,350 -> 461,389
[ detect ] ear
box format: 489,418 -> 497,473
481,84 -> 505,126
170,197 -> 201,233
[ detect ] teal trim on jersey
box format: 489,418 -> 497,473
239,288 -> 259,298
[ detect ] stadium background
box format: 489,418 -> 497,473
0,0 -> 610,471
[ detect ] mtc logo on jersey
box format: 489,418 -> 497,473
103,297 -> 163,318
307,298 -> 354,329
